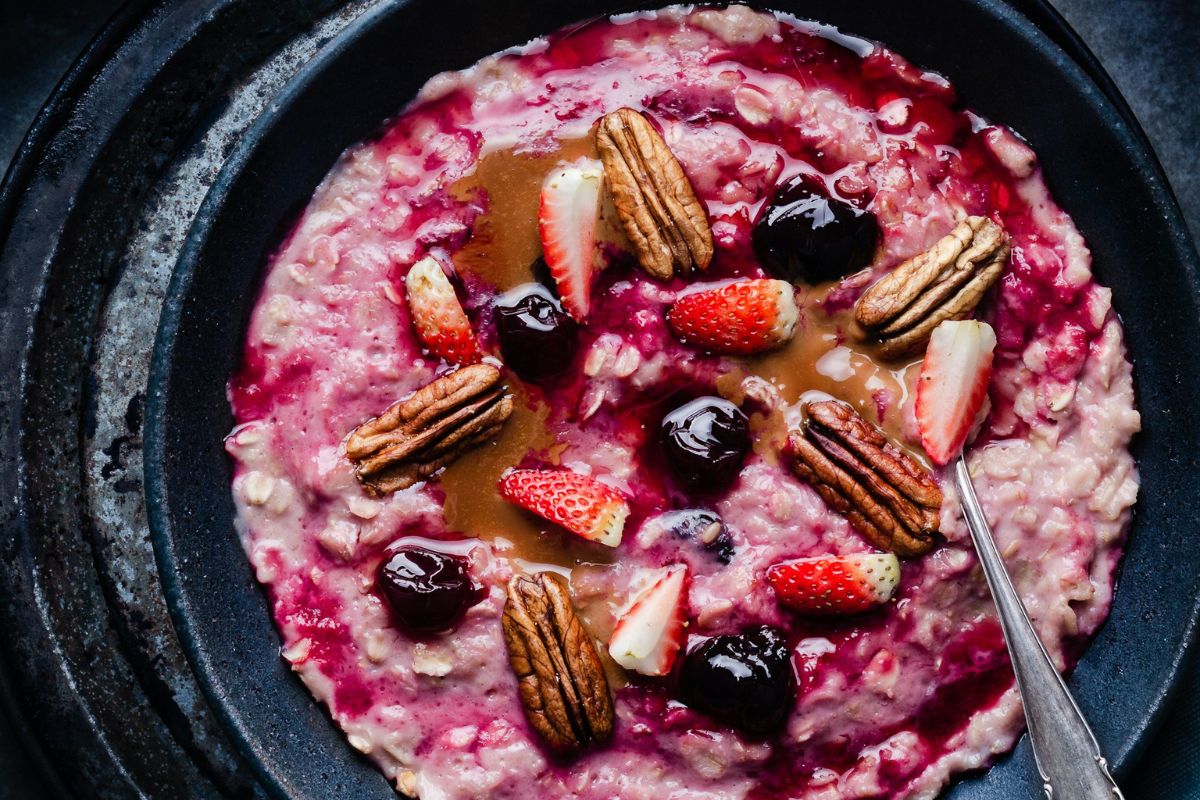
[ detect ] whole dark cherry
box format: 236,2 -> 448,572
662,508 -> 735,564
376,546 -> 482,634
660,397 -> 750,490
678,626 -> 796,735
751,173 -> 879,283
495,282 -> 579,382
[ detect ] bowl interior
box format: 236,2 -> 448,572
146,1 -> 1200,798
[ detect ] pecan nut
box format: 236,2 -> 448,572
789,400 -> 942,557
345,364 -> 513,495
596,108 -> 714,280
855,216 -> 1009,358
502,572 -> 614,755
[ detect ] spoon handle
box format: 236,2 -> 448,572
953,458 -> 1124,800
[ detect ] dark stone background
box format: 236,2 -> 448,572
0,0 -> 1196,796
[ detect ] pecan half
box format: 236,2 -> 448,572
855,216 -> 1009,358
502,573 -> 614,755
789,401 -> 942,557
596,108 -> 714,280
345,364 -> 513,495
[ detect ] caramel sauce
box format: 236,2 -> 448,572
440,140 -> 620,569
736,285 -> 920,445
438,140 -> 922,574
438,382 -> 556,563
439,381 -> 620,567
450,138 -> 597,292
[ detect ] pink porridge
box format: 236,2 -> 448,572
225,6 -> 1140,799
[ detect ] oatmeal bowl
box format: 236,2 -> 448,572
145,1 -> 1200,798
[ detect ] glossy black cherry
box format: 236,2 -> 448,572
752,172 -> 879,283
495,282 -> 578,382
660,397 -> 750,490
376,545 -> 481,634
678,626 -> 796,735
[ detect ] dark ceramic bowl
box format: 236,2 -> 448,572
145,1 -> 1200,798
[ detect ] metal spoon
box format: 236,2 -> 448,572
953,457 -> 1124,799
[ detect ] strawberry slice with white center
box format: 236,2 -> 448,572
498,468 -> 629,547
538,159 -> 603,321
915,319 -> 997,465
404,256 -> 481,366
608,565 -> 689,676
666,279 -> 799,355
767,553 -> 900,615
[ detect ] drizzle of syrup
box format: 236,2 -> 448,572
451,145 -> 576,291
449,136 -> 625,292
437,382 -> 591,567
439,141 -> 623,570
716,278 -> 926,470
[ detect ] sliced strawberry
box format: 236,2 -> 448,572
666,279 -> 798,355
767,553 -> 900,615
608,564 -> 689,676
538,159 -> 603,321
915,319 -> 996,465
404,256 -> 481,365
498,468 -> 628,547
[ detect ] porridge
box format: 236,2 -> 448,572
226,6 -> 1139,799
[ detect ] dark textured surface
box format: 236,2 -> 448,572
0,4 -> 131,797
0,0 -> 124,164
1050,0 -> 1200,244
1,0 -> 1197,798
